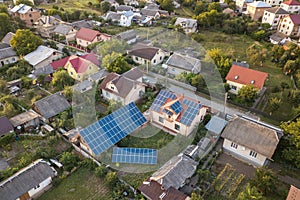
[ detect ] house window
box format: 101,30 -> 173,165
111,86 -> 115,90
29,14 -> 32,17
106,91 -> 110,97
153,59 -> 156,64
231,85 -> 237,90
160,56 -> 162,60
89,66 -> 92,70
175,124 -> 180,131
78,75 -> 80,79
249,150 -> 257,158
135,57 -> 138,61
159,116 -> 164,123
70,72 -> 73,75
231,142 -> 238,149
12,58 -> 15,61
34,184 -> 40,189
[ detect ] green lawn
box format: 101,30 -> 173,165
119,171 -> 153,189
38,167 -> 110,200
174,7 -> 195,17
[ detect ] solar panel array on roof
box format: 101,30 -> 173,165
180,99 -> 201,126
112,147 -> 157,165
170,101 -> 183,114
150,90 -> 202,127
80,102 -> 146,155
163,109 -> 173,116
150,90 -> 177,112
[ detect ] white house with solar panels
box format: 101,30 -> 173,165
149,90 -> 207,136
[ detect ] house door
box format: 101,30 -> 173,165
19,192 -> 30,200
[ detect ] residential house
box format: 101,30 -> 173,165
140,5 -> 169,25
223,8 -> 237,17
280,0 -> 300,13
246,1 -> 272,20
50,52 -> 100,81
0,159 -> 57,200
150,154 -> 198,189
53,24 -> 77,44
87,69 -> 109,83
174,17 -> 197,34
99,67 -> 145,105
116,29 -> 137,44
263,0 -> 283,6
149,90 -> 207,136
33,92 -> 71,121
0,43 -> 18,67
278,14 -> 300,37
221,115 -> 282,167
128,46 -> 166,65
104,11 -> 135,27
0,116 -> 14,137
9,4 -> 41,27
1,32 -> 15,45
23,45 -> 62,69
33,65 -> 54,77
286,185 -> 300,200
225,64 -> 268,94
205,115 -> 228,135
270,31 -> 291,43
262,7 -> 289,28
73,80 -> 93,93
9,110 -> 41,131
125,0 -> 139,6
104,0 -> 120,8
139,179 -> 190,200
236,0 -> 254,12
116,5 -> 133,13
70,20 -> 94,30
34,15 -> 64,38
165,53 -> 201,76
76,27 -> 111,48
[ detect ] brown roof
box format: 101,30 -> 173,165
221,117 -> 280,158
286,185 -> 300,200
226,65 -> 268,89
99,73 -> 119,90
128,47 -> 159,60
9,110 -> 40,127
282,0 -> 300,5
76,27 -> 100,42
122,67 -> 143,80
0,116 -> 14,136
138,179 -> 188,200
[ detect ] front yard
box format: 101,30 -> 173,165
38,167 -> 110,200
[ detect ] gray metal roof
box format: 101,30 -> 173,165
88,69 -> 109,82
73,80 -> 93,93
24,45 -> 57,66
53,24 -> 74,35
0,44 -> 17,60
205,115 -> 227,134
0,159 -> 56,200
151,154 -> 197,189
33,65 -> 54,76
116,29 -> 137,41
34,92 -> 71,119
1,32 -> 15,45
105,11 -> 122,21
174,17 -> 197,29
166,53 -> 201,73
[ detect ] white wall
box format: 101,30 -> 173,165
263,0 -> 282,6
28,176 -> 52,197
262,11 -> 287,28
120,15 -> 133,27
0,56 -> 18,67
102,89 -> 125,105
124,83 -> 145,105
223,138 -> 267,167
280,4 -> 300,13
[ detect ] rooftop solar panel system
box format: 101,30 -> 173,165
150,90 -> 176,112
170,100 -> 183,114
180,99 -> 201,126
112,147 -> 157,165
80,102 -> 147,155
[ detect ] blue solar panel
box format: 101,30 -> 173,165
170,101 -> 183,114
80,102 -> 147,155
150,90 -> 177,112
112,147 -> 157,165
163,109 -> 173,116
180,99 -> 201,126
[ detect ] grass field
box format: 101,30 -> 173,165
38,167 -> 110,200
174,7 -> 195,17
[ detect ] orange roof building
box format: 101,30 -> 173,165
225,65 -> 268,94
286,185 -> 300,200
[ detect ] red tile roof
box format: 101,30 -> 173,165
50,56 -> 70,70
138,179 -> 188,200
282,0 -> 300,5
286,185 -> 300,200
81,52 -> 99,66
290,14 -> 300,25
225,65 -> 268,89
76,27 -> 101,42
69,57 -> 90,73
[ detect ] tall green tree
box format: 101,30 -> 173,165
251,167 -> 277,195
0,13 -> 14,39
10,29 -> 43,56
51,70 -> 75,91
104,55 -> 131,74
208,2 -> 222,12
194,2 -> 207,15
158,0 -> 174,13
246,44 -> 267,67
238,84 -> 259,105
97,38 -> 128,57
105,172 -> 118,188
237,183 -> 264,200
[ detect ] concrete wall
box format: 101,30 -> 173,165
28,176 -> 52,197
223,138 -> 267,167
0,56 -> 18,67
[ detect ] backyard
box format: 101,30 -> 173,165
38,167 -> 110,200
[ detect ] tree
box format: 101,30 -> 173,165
100,1 -> 111,14
208,2 -> 222,12
102,52 -> 122,69
251,167 -> 277,195
194,2 -> 207,15
158,0 -> 174,13
97,39 -> 128,57
271,45 -> 285,62
246,44 -> 267,67
10,29 -> 43,56
105,172 -> 118,188
252,30 -> 266,41
51,70 -> 75,91
0,4 -> 8,14
280,118 -> 300,168
237,183 -> 264,200
206,48 -> 232,79
238,85 -> 259,105
191,192 -> 204,200
283,60 -> 298,76
104,54 -> 131,74
16,0 -> 34,6
60,152 -> 80,171
0,13 -> 14,39
95,165 -> 108,178
269,97 -> 282,113
0,79 -> 8,94
191,74 -> 206,91
63,86 -> 73,101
